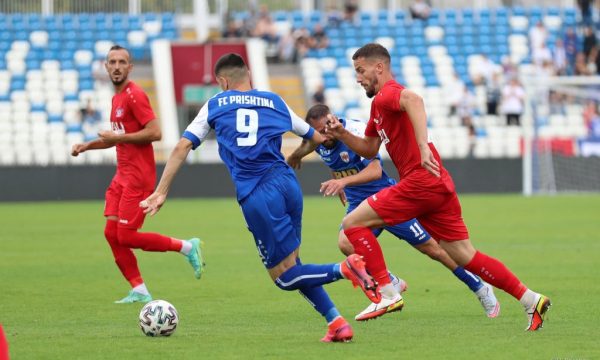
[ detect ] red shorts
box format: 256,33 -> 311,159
367,181 -> 469,242
104,180 -> 152,230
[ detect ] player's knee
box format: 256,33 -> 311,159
274,278 -> 296,291
104,221 -> 118,244
116,227 -> 139,247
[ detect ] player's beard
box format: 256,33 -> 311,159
365,78 -> 378,98
111,72 -> 128,86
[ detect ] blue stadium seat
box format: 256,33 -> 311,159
67,124 -> 82,133
273,11 -> 288,22
511,6 -> 525,16
395,10 -> 406,23
48,114 -> 63,123
11,78 -> 26,91
377,10 -> 388,23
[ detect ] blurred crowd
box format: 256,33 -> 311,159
221,1 -> 600,139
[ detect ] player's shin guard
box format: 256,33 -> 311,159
104,220 -> 142,287
275,259 -> 341,291
344,227 -> 391,286
465,250 -> 527,299
117,227 -> 173,252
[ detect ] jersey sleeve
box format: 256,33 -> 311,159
129,89 -> 156,126
287,103 -> 315,139
379,86 -> 402,112
183,102 -> 211,150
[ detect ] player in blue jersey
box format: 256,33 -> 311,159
287,104 -> 500,320
140,53 -> 383,342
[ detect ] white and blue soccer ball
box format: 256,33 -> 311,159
139,300 -> 179,337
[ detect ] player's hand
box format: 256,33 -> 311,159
71,143 -> 86,157
320,179 -> 346,197
324,114 -> 345,138
338,190 -> 347,207
98,130 -> 119,145
140,192 -> 167,216
420,145 -> 440,177
286,154 -> 302,170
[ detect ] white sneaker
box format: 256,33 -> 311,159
475,282 -> 500,318
524,293 -> 551,331
355,294 -> 404,321
390,274 -> 408,294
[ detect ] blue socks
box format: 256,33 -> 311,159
275,258 -> 342,323
275,261 -> 342,291
453,266 -> 484,292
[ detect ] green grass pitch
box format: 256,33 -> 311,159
1,194 -> 599,359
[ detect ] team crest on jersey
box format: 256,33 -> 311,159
115,107 -> 124,118
340,151 -> 350,163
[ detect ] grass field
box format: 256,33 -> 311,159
1,194 -> 599,359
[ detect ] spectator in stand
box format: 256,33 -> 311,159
575,52 -> 594,75
343,0 -> 359,24
583,100 -> 600,137
471,54 -> 496,85
292,27 -> 312,62
563,28 -> 578,75
445,72 -> 466,116
533,42 -> 553,68
312,84 -> 325,105
326,6 -> 344,27
552,39 -> 568,75
409,0 -> 431,21
309,24 -> 329,50
501,56 -> 518,80
456,87 -> 476,129
578,0 -> 593,25
223,19 -> 244,38
500,78 -> 526,126
278,28 -> 296,63
252,11 -> 279,45
485,72 -> 502,115
529,21 -> 548,56
583,26 -> 596,59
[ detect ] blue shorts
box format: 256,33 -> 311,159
346,202 -> 430,246
239,166 -> 302,269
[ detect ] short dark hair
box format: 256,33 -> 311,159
305,104 -> 331,123
107,44 -> 131,61
214,53 -> 247,76
352,43 -> 391,63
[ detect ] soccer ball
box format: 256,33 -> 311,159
139,300 -> 179,337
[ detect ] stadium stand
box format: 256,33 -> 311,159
0,12 -> 178,165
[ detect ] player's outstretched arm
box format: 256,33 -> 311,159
399,89 -> 440,177
287,139 -> 316,169
325,114 -> 380,159
320,159 -> 383,196
141,138 -> 193,216
70,138 -> 114,156
98,119 -> 162,146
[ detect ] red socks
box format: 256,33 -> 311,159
104,220 -> 142,287
117,228 -> 174,252
465,251 -> 527,299
344,227 -> 391,286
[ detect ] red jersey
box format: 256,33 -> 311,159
365,79 -> 454,192
110,81 -> 157,190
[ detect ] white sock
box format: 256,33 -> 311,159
180,240 -> 192,256
132,283 -> 150,296
380,283 -> 399,298
519,289 -> 537,308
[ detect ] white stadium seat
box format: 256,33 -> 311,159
127,31 -> 147,47
30,31 -> 49,47
74,50 -> 94,66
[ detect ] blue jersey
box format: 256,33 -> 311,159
183,89 -> 314,201
315,118 -> 395,208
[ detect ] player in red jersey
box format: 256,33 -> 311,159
0,324 -> 8,360
71,45 -> 204,304
326,43 -> 551,331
